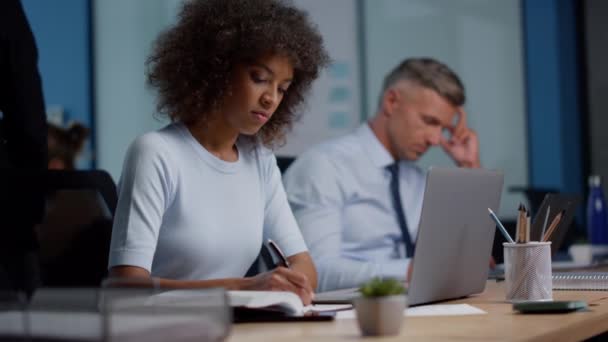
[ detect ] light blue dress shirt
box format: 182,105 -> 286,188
283,123 -> 427,291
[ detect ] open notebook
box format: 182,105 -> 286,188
228,291 -> 351,316
154,290 -> 351,322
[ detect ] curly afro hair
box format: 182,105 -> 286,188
146,0 -> 330,148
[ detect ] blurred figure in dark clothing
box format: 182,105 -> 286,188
0,0 -> 48,296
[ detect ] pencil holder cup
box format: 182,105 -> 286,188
503,242 -> 552,302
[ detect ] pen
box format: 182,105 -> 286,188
267,239 -> 291,268
540,205 -> 550,242
487,208 -> 515,243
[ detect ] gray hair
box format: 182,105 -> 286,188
379,57 -> 465,108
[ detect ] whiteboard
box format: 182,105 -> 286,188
276,0 -> 362,156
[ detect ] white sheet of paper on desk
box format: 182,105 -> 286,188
406,304 -> 486,316
336,304 -> 486,319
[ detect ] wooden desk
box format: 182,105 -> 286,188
229,281 -> 608,341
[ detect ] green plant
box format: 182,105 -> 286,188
359,278 -> 406,298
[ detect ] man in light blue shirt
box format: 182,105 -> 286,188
283,58 -> 481,291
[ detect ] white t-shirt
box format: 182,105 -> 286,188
108,123 -> 307,280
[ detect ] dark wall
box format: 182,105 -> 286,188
523,0 -> 584,198
584,0 -> 608,196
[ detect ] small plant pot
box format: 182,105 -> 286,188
353,295 -> 407,336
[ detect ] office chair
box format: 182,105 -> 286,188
37,170 -> 117,287
276,156 -> 295,174
45,170 -> 117,215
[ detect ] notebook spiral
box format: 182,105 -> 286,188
553,272 -> 608,291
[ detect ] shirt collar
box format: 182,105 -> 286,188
356,122 -> 395,169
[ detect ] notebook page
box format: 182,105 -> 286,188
304,304 -> 353,313
228,291 -> 304,315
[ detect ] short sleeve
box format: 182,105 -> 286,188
108,134 -> 175,271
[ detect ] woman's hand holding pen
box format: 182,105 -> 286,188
243,267 -> 315,305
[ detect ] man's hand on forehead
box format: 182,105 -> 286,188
450,107 -> 468,140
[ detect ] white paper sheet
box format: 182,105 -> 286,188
336,304 -> 486,319
405,304 -> 487,316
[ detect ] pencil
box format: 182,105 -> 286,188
515,204 -> 521,243
542,210 -> 564,242
525,211 -> 531,243
517,203 -> 525,243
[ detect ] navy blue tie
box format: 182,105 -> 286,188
387,163 -> 415,258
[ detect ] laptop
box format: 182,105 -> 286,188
314,167 -> 504,306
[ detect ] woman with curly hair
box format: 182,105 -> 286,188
107,0 -> 328,304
